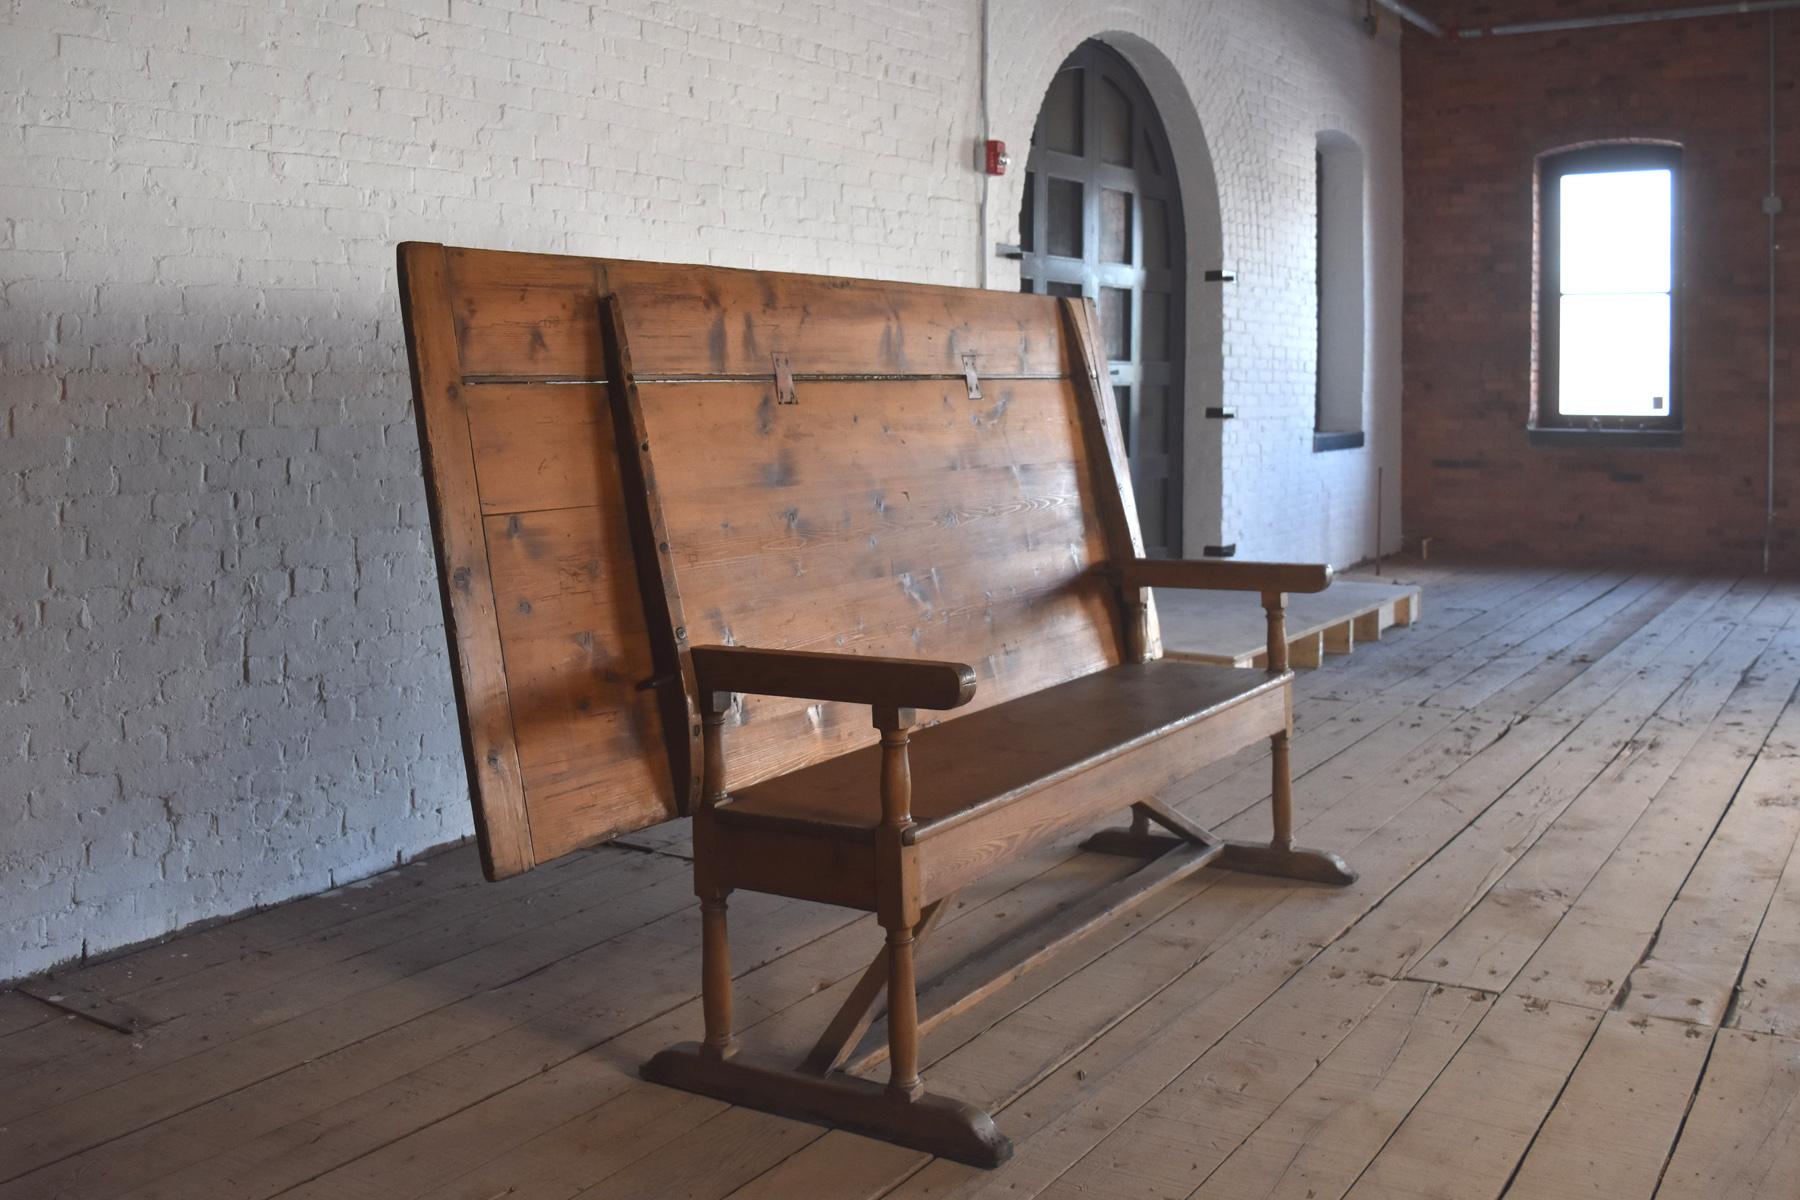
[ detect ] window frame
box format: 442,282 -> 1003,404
1315,132 -> 1368,451
1536,142 -> 1684,434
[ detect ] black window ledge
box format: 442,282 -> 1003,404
1528,426 -> 1683,449
1313,430 -> 1365,453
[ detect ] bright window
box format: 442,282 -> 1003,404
1539,146 -> 1681,429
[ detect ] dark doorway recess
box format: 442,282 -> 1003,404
1018,39 -> 1186,558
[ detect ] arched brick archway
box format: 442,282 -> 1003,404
999,29 -> 1227,558
1018,39 -> 1186,557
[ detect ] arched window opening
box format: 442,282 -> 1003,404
1315,131 -> 1366,451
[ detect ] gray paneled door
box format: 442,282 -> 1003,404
1019,40 -> 1185,559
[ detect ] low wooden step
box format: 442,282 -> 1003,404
1158,578 -> 1422,670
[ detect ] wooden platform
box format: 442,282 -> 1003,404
5,560 -> 1800,1199
1159,575 -> 1422,668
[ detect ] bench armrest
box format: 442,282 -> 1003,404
1111,559 -> 1334,595
690,645 -> 978,712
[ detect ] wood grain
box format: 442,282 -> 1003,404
1656,1028 -> 1800,1200
397,241 -> 535,880
718,663 -> 1282,836
482,505 -> 678,861
444,245 -> 1072,381
642,376 -> 1121,793
1504,1011 -> 1714,1200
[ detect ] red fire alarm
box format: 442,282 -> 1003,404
981,139 -> 1010,176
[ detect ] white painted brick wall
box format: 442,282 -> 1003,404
0,0 -> 1399,982
987,0 -> 1403,564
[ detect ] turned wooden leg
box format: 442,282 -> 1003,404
701,893 -> 737,1060
871,705 -> 925,1101
885,923 -> 924,1100
1270,729 -> 1295,851
1212,722 -> 1356,887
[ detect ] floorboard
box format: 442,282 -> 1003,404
1503,1012 -> 1713,1200
4,561 -> 1798,1200
1656,1027 -> 1800,1200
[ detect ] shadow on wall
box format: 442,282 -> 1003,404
0,278 -> 470,983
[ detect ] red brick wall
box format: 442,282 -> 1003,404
1403,2 -> 1800,569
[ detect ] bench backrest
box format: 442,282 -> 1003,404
398,243 -> 1157,879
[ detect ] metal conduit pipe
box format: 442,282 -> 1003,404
1372,0 -> 1447,37
1765,11 -> 1781,572
1452,0 -> 1800,39
977,0 -> 992,290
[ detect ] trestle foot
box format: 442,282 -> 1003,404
1214,842 -> 1357,885
641,1044 -> 1013,1167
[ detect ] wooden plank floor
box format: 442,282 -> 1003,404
4,561 -> 1800,1200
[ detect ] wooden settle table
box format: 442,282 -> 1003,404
396,242 -> 1355,1166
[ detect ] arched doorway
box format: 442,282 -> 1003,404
1018,39 -> 1186,558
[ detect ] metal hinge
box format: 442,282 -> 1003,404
773,353 -> 797,404
962,352 -> 982,401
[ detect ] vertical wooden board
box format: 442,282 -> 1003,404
640,378 -> 1121,791
1503,1012 -> 1714,1200
1324,620 -> 1355,655
1656,1028 -> 1800,1200
597,288 -> 702,816
397,242 -> 535,880
1062,297 -> 1159,659
1341,997 -> 1601,1200
1290,632 -> 1325,669
483,507 -> 678,861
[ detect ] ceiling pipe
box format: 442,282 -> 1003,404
1764,10 -> 1780,572
1453,0 -> 1800,39
1372,0 -> 1447,37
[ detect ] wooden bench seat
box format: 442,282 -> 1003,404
395,241 -> 1356,1170
720,659 -> 1284,839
